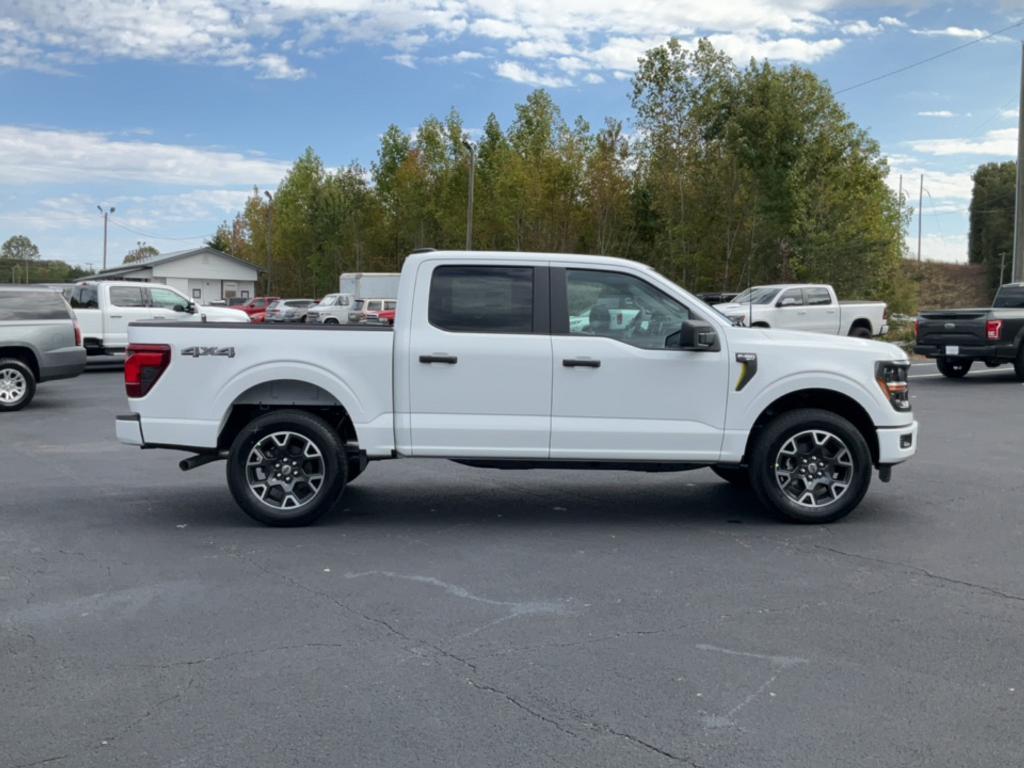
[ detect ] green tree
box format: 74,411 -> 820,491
968,161 -> 1015,287
2,235 -> 40,262
123,242 -> 159,264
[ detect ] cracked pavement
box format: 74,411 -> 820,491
3,368 -> 1024,767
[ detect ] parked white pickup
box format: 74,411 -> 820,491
66,280 -> 248,355
115,251 -> 917,527
715,284 -> 888,337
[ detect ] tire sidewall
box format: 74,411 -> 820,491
227,410 -> 346,526
0,359 -> 36,412
936,356 -> 971,378
751,409 -> 872,524
849,327 -> 871,339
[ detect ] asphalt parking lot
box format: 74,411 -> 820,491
3,363 -> 1024,768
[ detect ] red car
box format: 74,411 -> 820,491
237,296 -> 280,318
378,308 -> 396,326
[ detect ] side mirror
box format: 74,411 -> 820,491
185,302 -> 196,314
676,319 -> 719,351
777,297 -> 799,307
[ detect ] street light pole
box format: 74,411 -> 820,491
462,139 -> 476,251
264,191 -> 274,294
97,205 -> 115,270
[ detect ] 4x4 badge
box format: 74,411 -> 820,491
181,346 -> 235,358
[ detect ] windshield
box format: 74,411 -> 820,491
318,294 -> 340,306
994,285 -> 1024,308
352,299 -> 365,310
732,287 -> 782,305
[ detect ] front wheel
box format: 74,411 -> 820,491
324,317 -> 340,326
749,409 -> 872,524
936,357 -> 971,378
0,358 -> 36,412
226,410 -> 347,526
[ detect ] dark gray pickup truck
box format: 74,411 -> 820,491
0,287 -> 87,410
914,283 -> 1024,379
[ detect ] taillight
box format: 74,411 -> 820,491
986,319 -> 1003,341
73,320 -> 82,347
875,360 -> 911,411
125,344 -> 171,398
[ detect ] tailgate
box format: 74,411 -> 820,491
917,310 -> 989,346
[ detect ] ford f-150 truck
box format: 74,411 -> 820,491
115,251 -> 917,526
914,282 -> 1024,379
715,284 -> 888,337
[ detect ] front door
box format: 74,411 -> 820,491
407,262 -> 552,458
105,285 -> 153,351
550,267 -> 729,461
802,286 -> 838,334
774,287 -> 813,331
147,286 -> 193,320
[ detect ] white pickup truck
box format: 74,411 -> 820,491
66,281 -> 248,355
714,284 -> 888,337
115,251 -> 917,526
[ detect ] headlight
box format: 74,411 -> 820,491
875,360 -> 910,411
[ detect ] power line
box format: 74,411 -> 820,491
835,19 -> 1024,95
109,219 -> 210,241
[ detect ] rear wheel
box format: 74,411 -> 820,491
750,408 -> 872,524
324,317 -> 340,326
226,410 -> 347,526
0,358 -> 36,412
848,326 -> 871,339
712,466 -> 751,488
936,357 -> 972,378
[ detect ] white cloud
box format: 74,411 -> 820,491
916,233 -> 968,264
841,20 -> 881,36
910,127 -> 1018,157
385,53 -> 417,69
255,53 -> 307,79
471,18 -> 528,40
583,72 -> 604,84
450,50 -> 484,62
1001,108 -> 1019,120
0,125 -> 289,186
884,162 -> 974,202
703,33 -> 844,64
917,110 -> 957,118
911,26 -> 989,40
879,16 -> 906,28
494,61 -> 571,88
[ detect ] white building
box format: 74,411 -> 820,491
92,247 -> 261,303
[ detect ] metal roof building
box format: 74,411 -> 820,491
90,247 -> 261,303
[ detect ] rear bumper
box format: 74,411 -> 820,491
38,347 -> 87,382
914,343 -> 1017,360
877,420 -> 918,465
116,413 -> 144,446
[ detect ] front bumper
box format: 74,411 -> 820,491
116,413 -> 144,446
914,343 -> 1016,360
877,420 -> 918,465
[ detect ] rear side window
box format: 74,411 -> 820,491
805,287 -> 832,306
777,288 -> 804,307
69,285 -> 99,309
0,290 -> 70,321
994,286 -> 1024,308
429,265 -> 533,334
110,286 -> 145,307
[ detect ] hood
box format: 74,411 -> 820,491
732,325 -> 906,361
197,305 -> 250,322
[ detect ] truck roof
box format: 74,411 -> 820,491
405,249 -> 652,272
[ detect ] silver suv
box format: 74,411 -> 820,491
0,287 -> 87,411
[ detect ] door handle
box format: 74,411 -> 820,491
419,354 -> 458,364
563,358 -> 601,368
110,314 -> 123,319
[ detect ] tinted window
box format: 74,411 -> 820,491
109,286 -> 145,307
351,299 -> 364,311
384,301 -> 396,310
149,287 -> 190,311
805,287 -> 832,306
994,286 -> 1024,308
566,270 -> 689,349
69,284 -> 99,309
0,290 -> 71,321
367,300 -> 382,312
429,266 -> 533,334
733,287 -> 781,305
777,288 -> 804,307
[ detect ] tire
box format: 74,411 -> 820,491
848,326 -> 871,339
324,317 -> 340,326
1014,346 -> 1024,382
0,358 -> 36,412
936,357 -> 972,378
985,360 -> 1003,368
749,408 -> 872,524
226,409 -> 347,526
712,466 -> 751,488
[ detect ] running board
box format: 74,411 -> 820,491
179,451 -> 228,471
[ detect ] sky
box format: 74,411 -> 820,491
1,0 -> 1023,270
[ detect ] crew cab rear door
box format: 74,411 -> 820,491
406,260 -> 552,457
803,286 -> 839,334
104,285 -> 152,351
549,265 -> 729,461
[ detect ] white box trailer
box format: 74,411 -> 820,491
339,273 -> 400,301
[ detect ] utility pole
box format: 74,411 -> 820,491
462,139 -> 476,251
1013,42 -> 1024,282
917,174 -> 924,262
96,205 -> 115,270
264,191 -> 274,294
